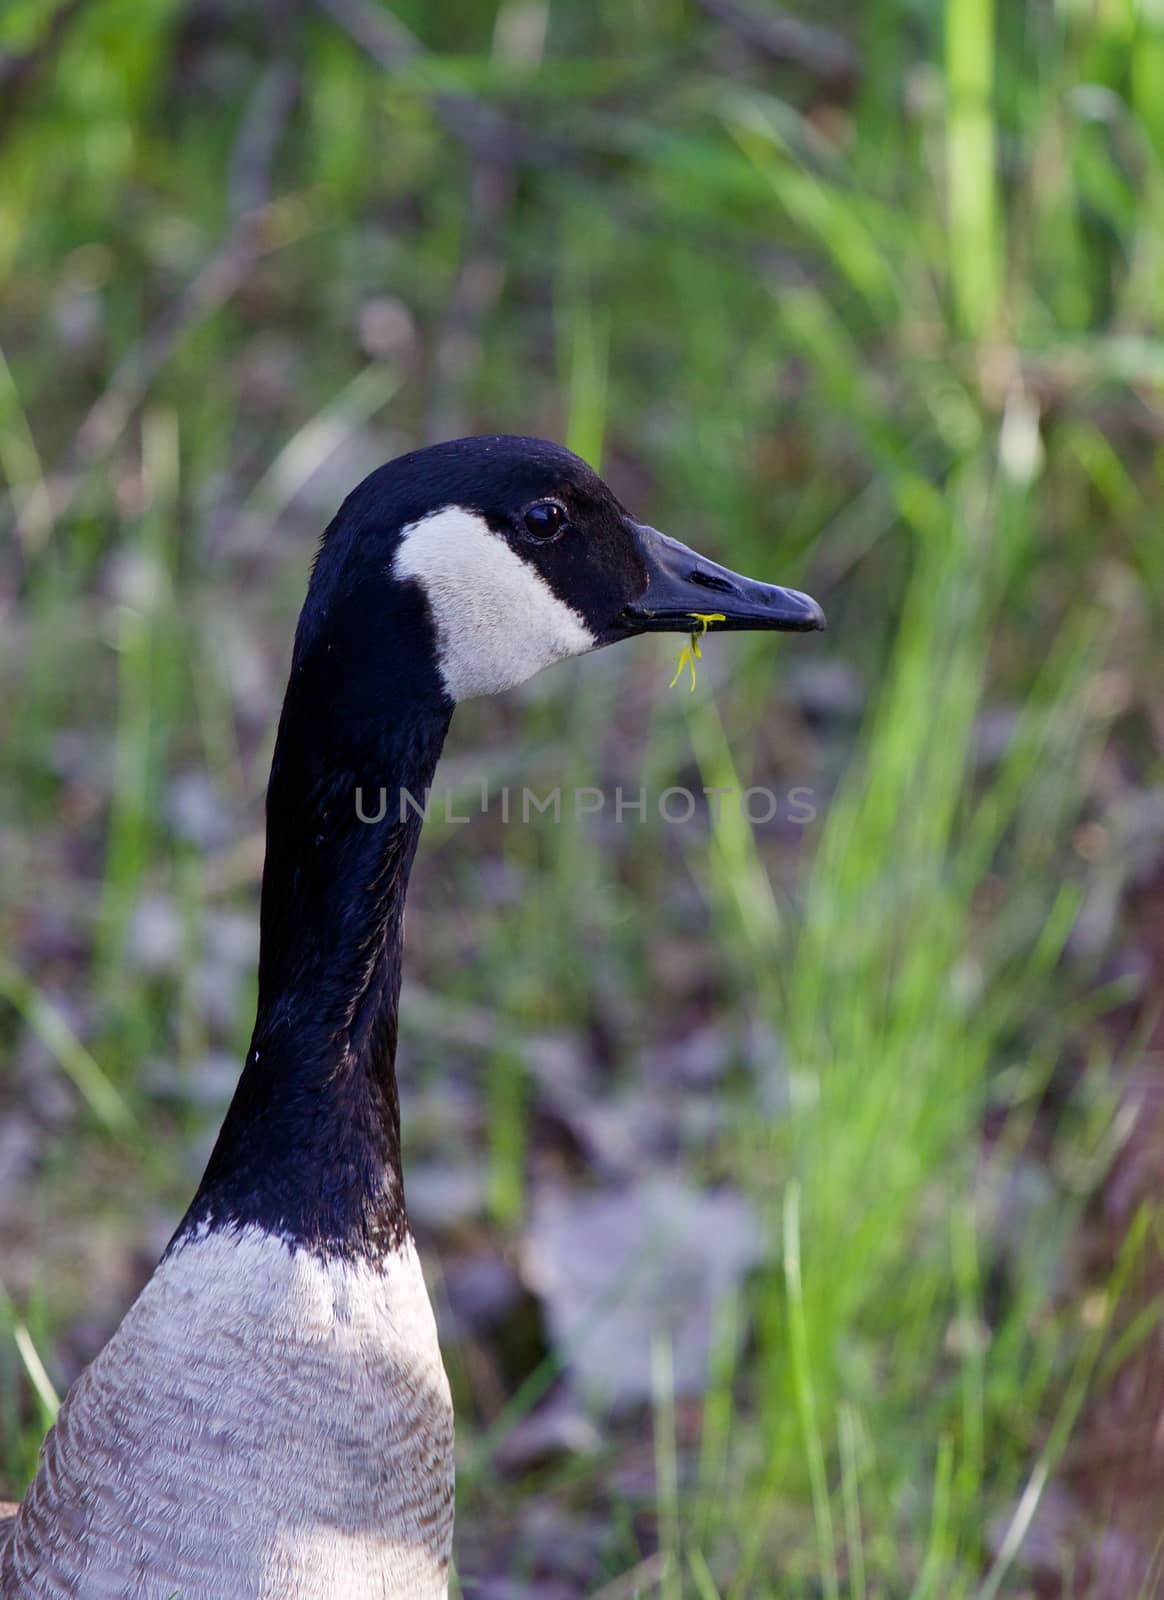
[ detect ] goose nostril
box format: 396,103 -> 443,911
688,569 -> 736,595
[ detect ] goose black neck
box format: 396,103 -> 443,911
180,559 -> 452,1262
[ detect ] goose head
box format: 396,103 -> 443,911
304,434 -> 823,709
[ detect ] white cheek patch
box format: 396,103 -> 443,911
392,506 -> 596,701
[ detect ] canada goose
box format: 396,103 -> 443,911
1,435 -> 823,1599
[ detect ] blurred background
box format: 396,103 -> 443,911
2,0 -> 1163,1594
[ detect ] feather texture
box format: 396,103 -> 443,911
1,1229 -> 453,1599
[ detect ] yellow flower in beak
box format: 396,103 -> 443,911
668,613 -> 727,692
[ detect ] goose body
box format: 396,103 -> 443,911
4,1232 -> 450,1598
1,436 -> 822,1599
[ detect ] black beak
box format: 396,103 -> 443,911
619,523 -> 825,636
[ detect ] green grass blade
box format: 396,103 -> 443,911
784,1180 -> 840,1600
652,1332 -> 682,1600
838,1404 -> 867,1600
945,0 -> 1000,334
0,954 -> 132,1132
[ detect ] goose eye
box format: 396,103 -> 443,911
523,500 -> 567,539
